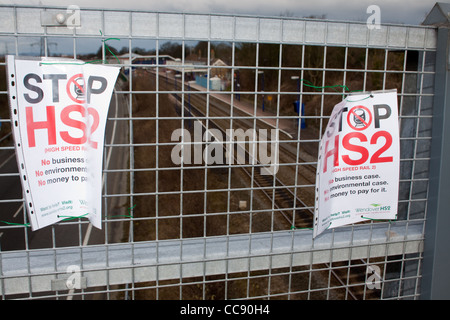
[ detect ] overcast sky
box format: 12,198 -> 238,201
0,0 -> 444,25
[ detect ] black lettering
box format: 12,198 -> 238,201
373,104 -> 391,128
43,74 -> 67,102
86,76 -> 107,103
338,106 -> 348,132
23,73 -> 43,104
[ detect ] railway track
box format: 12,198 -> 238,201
163,74 -> 315,230
149,70 -> 384,300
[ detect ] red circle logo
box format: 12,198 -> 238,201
347,105 -> 372,131
66,73 -> 86,104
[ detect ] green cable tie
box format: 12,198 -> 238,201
361,216 -> 392,223
298,79 -> 373,102
346,93 -> 374,103
58,213 -> 89,221
300,78 -> 350,93
0,212 -> 89,227
109,204 -> 136,219
1,204 -> 136,226
40,59 -> 114,66
100,30 -> 120,64
290,225 -> 313,231
0,220 -> 30,227
41,30 -> 120,66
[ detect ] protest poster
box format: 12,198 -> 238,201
313,90 -> 400,238
7,56 -> 119,231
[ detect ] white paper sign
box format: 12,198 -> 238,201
7,56 -> 119,231
313,90 -> 400,238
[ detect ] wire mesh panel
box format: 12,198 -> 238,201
0,5 -> 437,300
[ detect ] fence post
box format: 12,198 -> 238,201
422,3 -> 450,300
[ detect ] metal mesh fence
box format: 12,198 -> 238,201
0,5 -> 437,300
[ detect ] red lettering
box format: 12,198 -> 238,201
370,131 -> 393,163
87,107 -> 99,149
25,104 -> 101,149
323,135 -> 339,173
26,106 -> 56,148
60,104 -> 87,145
59,105 -> 100,149
342,132 -> 369,166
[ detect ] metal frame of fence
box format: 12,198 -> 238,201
0,3 -> 447,300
